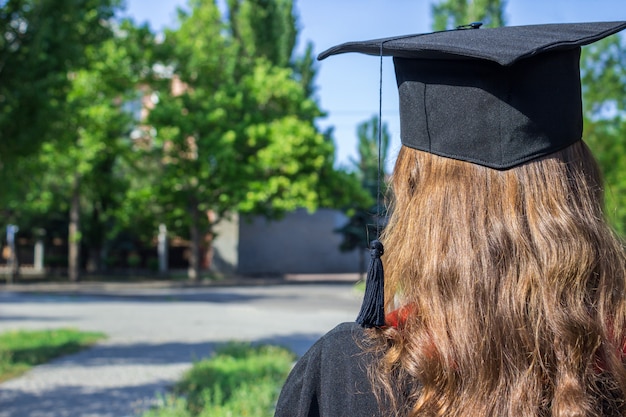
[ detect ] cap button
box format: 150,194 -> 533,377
457,22 -> 483,30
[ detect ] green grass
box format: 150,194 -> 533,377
142,342 -> 296,417
0,328 -> 106,382
354,279 -> 366,293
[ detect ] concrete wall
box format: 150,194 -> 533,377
237,208 -> 362,275
212,213 -> 239,274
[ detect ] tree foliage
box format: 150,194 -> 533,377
336,115 -> 388,276
0,0 -> 121,168
431,0 -> 506,30
145,0 -> 367,278
353,115 -> 390,197
0,0 -> 146,280
1,0 -> 372,279
580,35 -> 626,235
227,0 -> 296,67
7,15 -> 154,279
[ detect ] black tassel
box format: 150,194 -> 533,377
356,240 -> 385,328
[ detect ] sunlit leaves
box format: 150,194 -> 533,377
431,0 -> 507,30
241,116 -> 329,213
146,0 -> 351,242
581,34 -> 626,235
0,0 -> 122,164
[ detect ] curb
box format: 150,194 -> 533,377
0,274 -> 361,298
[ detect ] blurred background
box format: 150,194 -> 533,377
1,0 -> 625,284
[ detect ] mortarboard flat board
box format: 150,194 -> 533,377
318,22 -> 626,169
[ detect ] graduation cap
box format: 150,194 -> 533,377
318,21 -> 626,328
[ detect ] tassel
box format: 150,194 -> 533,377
356,240 -> 385,328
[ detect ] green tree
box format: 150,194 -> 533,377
0,0 -> 144,280
580,35 -> 626,235
147,0 -> 366,279
0,0 -> 121,184
227,0 -> 296,68
431,0 -> 506,30
228,0 -> 318,97
354,115 -> 391,198
337,115 -> 389,278
14,18 -> 153,281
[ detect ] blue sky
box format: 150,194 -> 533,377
122,0 -> 626,170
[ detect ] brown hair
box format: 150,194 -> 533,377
369,141 -> 626,417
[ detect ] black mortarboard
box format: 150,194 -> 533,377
319,21 -> 626,169
318,21 -> 626,328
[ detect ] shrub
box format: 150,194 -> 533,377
0,328 -> 105,382
143,342 -> 296,417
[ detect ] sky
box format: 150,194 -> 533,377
121,0 -> 626,171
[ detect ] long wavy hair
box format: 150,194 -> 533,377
369,141 -> 626,417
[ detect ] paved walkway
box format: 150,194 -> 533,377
0,277 -> 362,417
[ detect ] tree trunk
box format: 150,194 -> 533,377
202,233 -> 214,270
8,238 -> 19,284
158,224 -> 168,275
68,175 -> 81,282
188,202 -> 201,281
86,205 -> 102,273
202,210 -> 216,270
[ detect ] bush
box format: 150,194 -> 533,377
0,328 -> 105,382
143,342 -> 296,417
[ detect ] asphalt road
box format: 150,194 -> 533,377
0,281 -> 362,417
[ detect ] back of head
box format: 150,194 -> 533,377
376,141 -> 626,416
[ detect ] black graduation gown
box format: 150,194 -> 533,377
274,322 -> 382,417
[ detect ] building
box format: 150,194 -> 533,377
213,208 -> 364,276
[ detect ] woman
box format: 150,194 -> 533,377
275,21 -> 626,417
